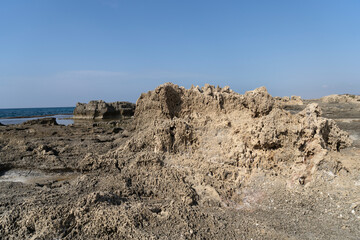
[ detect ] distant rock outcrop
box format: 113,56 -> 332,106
73,100 -> 135,120
274,95 -> 303,106
320,94 -> 360,103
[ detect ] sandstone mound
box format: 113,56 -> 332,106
73,100 -> 135,120
320,94 -> 360,103
125,83 -> 351,173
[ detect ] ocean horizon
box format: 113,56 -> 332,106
0,107 -> 75,125
0,107 -> 75,119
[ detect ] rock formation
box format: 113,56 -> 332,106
22,117 -> 58,126
125,83 -> 350,173
73,100 -> 135,120
274,95 -> 303,105
320,94 -> 360,103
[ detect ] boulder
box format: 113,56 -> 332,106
73,100 -> 135,120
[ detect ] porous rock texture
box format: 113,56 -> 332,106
112,82 -> 352,214
73,100 -> 135,120
128,83 -> 350,170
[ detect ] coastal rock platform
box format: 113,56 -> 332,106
1,83 -> 360,239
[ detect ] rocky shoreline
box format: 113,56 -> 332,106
1,83 -> 360,239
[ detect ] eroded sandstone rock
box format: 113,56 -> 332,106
127,83 -> 351,171
73,100 -> 135,120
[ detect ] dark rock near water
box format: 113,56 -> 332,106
22,117 -> 58,126
73,100 -> 135,120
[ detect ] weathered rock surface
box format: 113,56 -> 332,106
73,100 -> 135,120
130,83 -> 350,169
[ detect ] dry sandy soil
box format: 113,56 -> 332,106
1,83 -> 360,239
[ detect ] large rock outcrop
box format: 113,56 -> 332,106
125,83 -> 351,173
73,101 -> 135,120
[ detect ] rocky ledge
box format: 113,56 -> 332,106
22,117 -> 58,126
320,94 -> 360,103
73,100 -> 135,120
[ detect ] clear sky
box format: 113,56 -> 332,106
1,0 -> 360,108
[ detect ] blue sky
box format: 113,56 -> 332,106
1,0 -> 360,108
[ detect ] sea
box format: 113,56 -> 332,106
0,107 -> 75,125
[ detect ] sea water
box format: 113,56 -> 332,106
0,107 -> 75,125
